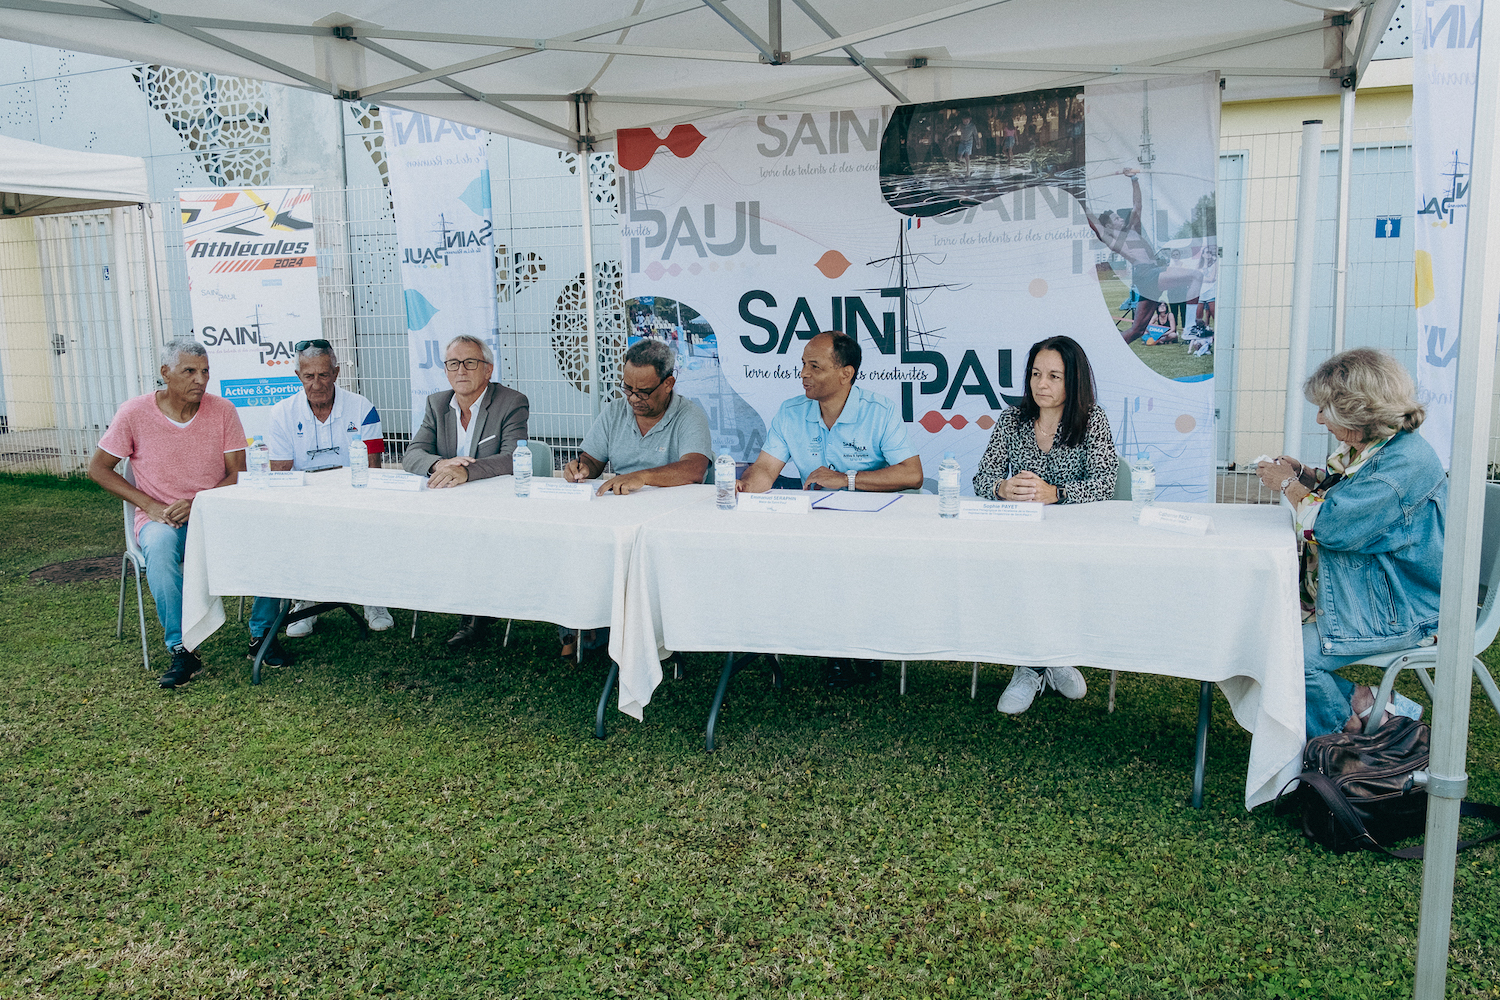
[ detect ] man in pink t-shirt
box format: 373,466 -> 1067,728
90,339 -> 247,688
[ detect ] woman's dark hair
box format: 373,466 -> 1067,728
1020,335 -> 1097,448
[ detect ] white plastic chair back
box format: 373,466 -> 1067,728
528,440 -> 554,478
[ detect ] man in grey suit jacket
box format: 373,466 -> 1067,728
403,335 -> 529,489
403,334 -> 529,649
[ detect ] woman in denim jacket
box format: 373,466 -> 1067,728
1256,349 -> 1444,740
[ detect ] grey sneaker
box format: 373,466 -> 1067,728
997,667 -> 1045,714
364,605 -> 394,631
1044,666 -> 1087,700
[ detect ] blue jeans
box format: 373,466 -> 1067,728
248,597 -> 281,640
1303,621 -> 1422,740
136,521 -> 187,652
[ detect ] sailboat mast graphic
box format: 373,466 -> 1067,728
864,221 -> 968,353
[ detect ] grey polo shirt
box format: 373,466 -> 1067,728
580,391 -> 713,476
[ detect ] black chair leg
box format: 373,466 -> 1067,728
1191,681 -> 1212,808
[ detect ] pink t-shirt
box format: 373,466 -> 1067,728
98,392 -> 247,535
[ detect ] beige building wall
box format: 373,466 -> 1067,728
0,217 -> 55,431
1219,60 -> 1414,465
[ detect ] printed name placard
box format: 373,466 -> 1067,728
265,471 -> 305,488
366,469 -> 425,492
1139,504 -> 1214,535
737,490 -> 813,514
528,478 -> 595,501
958,500 -> 1045,521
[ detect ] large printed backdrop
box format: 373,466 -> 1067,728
621,74 -> 1220,499
181,186 -> 319,439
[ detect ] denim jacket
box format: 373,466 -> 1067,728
1312,429 -> 1446,656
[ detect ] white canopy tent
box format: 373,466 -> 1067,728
0,132 -> 148,216
0,5 -> 1493,1000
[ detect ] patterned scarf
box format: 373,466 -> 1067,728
1292,436 -> 1391,621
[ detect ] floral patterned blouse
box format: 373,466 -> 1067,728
971,404 -> 1119,503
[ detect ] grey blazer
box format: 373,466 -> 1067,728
402,383 -> 530,481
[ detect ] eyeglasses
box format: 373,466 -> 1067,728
294,339 -> 332,352
443,358 -> 490,371
619,377 -> 666,400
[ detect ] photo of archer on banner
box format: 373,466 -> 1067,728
620,72 -> 1220,500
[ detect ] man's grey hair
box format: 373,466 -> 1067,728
445,334 -> 494,365
297,343 -> 339,369
624,337 -> 676,381
160,338 -> 207,371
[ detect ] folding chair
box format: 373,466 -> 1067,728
116,460 -> 151,671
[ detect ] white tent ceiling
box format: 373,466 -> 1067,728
0,0 -> 1400,151
0,132 -> 149,216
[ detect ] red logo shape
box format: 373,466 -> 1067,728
814,250 -> 853,278
918,411 -> 969,433
616,124 -> 708,171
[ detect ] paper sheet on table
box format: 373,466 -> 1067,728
810,490 -> 902,512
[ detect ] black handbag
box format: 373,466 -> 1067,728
1275,716 -> 1500,858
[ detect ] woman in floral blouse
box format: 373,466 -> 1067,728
974,334 -> 1120,714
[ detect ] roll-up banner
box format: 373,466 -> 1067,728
1413,0 -> 1482,469
179,186 -> 319,439
619,74 -> 1221,498
383,109 -> 500,426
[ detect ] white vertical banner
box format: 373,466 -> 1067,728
1414,0 -> 1482,468
179,186 -> 320,440
383,109 -> 499,425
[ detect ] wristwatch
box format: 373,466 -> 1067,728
1278,476 -> 1295,495
847,470 -> 857,491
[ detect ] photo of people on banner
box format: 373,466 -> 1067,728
620,73 -> 1219,498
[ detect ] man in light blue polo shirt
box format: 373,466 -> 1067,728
739,331 -> 922,494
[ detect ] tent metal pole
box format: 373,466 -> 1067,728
1413,10 -> 1500,997
1282,119 -> 1322,463
1332,86 -> 1355,353
575,107 -> 600,417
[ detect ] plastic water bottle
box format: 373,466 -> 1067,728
715,454 -> 737,510
938,451 -> 960,518
1131,450 -> 1156,521
246,435 -> 269,487
347,422 -> 369,487
513,439 -> 532,497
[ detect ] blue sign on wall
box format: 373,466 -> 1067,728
1375,215 -> 1402,238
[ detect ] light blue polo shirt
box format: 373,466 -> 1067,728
763,384 -> 915,479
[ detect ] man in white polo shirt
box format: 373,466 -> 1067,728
252,339 -> 394,640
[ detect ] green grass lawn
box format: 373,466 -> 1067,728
1,475 -> 1496,998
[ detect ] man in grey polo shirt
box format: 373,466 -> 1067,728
563,338 -> 712,494
558,338 -> 711,655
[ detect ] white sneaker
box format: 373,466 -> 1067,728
285,600 -> 317,637
1045,666 -> 1087,700
365,605 -> 394,631
997,667 -> 1045,714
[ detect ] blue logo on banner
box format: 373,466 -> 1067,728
1375,216 -> 1401,238
460,171 -> 492,215
404,289 -> 439,330
220,377 -> 300,407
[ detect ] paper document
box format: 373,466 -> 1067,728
811,490 -> 901,513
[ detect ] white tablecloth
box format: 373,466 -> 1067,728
614,495 -> 1304,809
181,473 -> 715,651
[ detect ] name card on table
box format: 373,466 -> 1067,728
1139,504 -> 1214,535
264,471 -> 305,488
366,469 -> 425,492
736,490 -> 812,515
528,478 -> 595,501
958,500 -> 1045,521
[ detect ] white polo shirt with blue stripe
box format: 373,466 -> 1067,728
763,384 -> 915,480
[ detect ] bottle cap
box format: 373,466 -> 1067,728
944,451 -> 955,459
516,439 -> 527,446
1137,450 -> 1148,460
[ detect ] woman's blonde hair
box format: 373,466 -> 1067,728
1303,347 -> 1424,443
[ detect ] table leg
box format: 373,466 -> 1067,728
706,652 -> 766,751
595,660 -> 619,740
1191,681 -> 1212,809
251,599 -> 291,685
900,661 -> 907,696
971,662 -> 979,699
